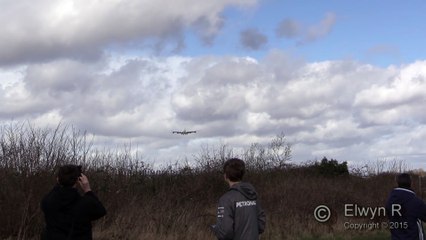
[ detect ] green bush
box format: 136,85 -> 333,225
314,157 -> 349,177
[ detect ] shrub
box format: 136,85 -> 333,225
314,157 -> 349,177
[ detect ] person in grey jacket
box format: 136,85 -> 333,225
211,158 -> 266,240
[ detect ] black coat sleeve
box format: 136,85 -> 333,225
81,191 -> 107,221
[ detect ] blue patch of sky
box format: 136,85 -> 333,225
179,0 -> 426,67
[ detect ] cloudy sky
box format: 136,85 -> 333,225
1,0 -> 426,168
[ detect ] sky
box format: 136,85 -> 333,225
1,0 -> 426,169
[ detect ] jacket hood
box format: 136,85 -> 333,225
231,182 -> 258,200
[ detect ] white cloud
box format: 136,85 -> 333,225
1,51 -> 426,167
368,125 -> 426,158
0,0 -> 257,65
354,61 -> 426,126
355,61 -> 426,108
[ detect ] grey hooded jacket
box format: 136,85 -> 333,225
212,182 -> 266,240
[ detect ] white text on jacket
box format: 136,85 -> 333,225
236,201 -> 256,208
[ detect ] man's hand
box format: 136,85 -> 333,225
78,173 -> 92,193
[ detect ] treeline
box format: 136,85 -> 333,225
0,123 -> 421,239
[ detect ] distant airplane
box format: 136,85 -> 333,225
172,129 -> 197,135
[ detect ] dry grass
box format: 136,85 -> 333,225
0,123 -> 424,239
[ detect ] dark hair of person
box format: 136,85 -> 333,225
57,165 -> 81,187
223,158 -> 245,182
397,173 -> 411,189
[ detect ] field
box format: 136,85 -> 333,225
0,124 -> 424,240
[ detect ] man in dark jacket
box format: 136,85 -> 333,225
41,165 -> 106,240
211,158 -> 266,240
386,173 -> 426,240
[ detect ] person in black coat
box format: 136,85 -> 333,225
41,165 -> 106,240
386,173 -> 426,240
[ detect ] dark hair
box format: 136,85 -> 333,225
223,158 -> 245,182
397,173 -> 411,189
57,165 -> 82,187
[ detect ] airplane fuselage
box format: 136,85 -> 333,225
172,130 -> 196,135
